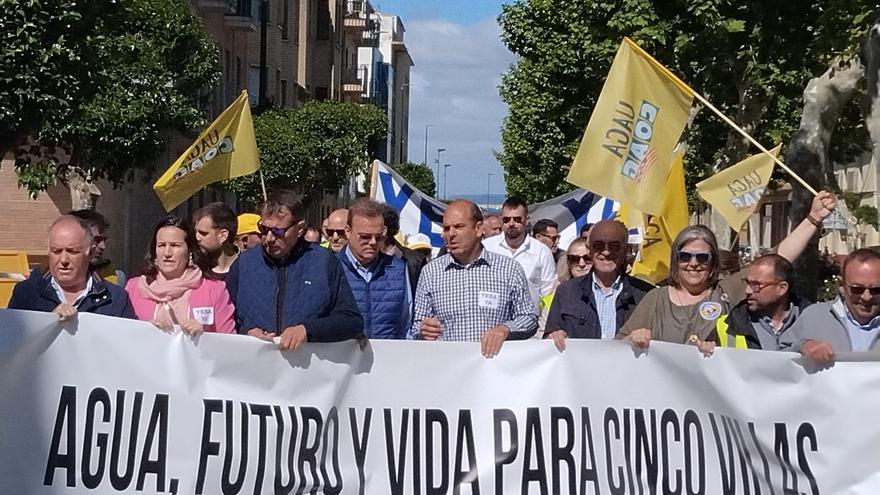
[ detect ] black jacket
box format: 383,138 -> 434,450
399,246 -> 427,297
545,271 -> 654,339
722,294 -> 811,350
8,273 -> 136,319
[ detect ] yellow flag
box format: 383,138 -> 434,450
626,152 -> 689,284
566,37 -> 694,215
696,145 -> 780,231
153,90 -> 260,211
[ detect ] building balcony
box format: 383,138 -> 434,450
342,66 -> 367,99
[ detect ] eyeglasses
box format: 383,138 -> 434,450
742,279 -> 782,293
847,285 -> 880,296
567,254 -> 591,265
591,240 -> 623,254
356,232 -> 385,243
325,229 -> 346,238
501,216 -> 524,224
258,223 -> 295,237
536,232 -> 560,242
677,251 -> 712,265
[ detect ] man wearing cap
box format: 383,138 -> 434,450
9,215 -> 136,319
324,208 -> 349,253
226,190 -> 363,349
337,199 -> 411,339
236,213 -> 262,251
407,233 -> 433,260
194,202 -> 239,278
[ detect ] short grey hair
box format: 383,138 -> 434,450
48,215 -> 94,256
668,224 -> 719,288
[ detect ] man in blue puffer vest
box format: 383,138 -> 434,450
227,190 -> 364,350
337,199 -> 411,339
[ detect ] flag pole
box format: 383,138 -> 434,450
690,92 -> 819,196
259,169 -> 267,201
623,37 -> 820,197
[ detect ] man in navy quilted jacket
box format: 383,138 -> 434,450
226,190 -> 363,350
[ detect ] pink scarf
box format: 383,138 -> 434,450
138,267 -> 203,327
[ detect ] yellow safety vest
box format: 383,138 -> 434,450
715,314 -> 747,349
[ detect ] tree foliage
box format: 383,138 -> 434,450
8,0 -> 219,195
498,0 -> 874,204
225,101 -> 387,206
391,162 -> 437,197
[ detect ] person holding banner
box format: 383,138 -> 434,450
8,216 -> 136,320
617,225 -> 734,353
227,191 -> 363,349
125,216 -> 235,334
782,248 -> 880,362
545,220 -> 654,350
408,200 -> 537,357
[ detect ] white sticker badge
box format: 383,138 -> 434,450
193,307 -> 215,325
478,291 -> 501,310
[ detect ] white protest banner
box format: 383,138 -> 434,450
1,309 -> 879,494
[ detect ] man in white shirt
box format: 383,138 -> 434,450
481,197 -> 556,333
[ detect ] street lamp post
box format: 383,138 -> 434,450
423,124 -> 433,166
435,148 -> 446,194
487,173 -> 494,208
444,163 -> 452,200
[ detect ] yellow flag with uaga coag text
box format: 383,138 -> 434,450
696,144 -> 780,231
621,152 -> 689,285
566,37 -> 694,215
153,90 -> 260,211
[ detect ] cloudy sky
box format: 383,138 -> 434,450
374,0 -> 516,200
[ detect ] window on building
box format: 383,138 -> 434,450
236,57 -> 243,91
281,0 -> 290,39
275,69 -> 282,105
281,80 -> 288,106
248,66 -> 260,106
314,86 -> 329,100
317,0 -> 331,40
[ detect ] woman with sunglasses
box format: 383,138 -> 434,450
125,216 -> 235,334
555,237 -> 592,283
617,225 -> 744,353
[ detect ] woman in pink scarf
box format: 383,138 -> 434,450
125,216 -> 235,334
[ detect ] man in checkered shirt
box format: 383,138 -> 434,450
408,200 -> 538,357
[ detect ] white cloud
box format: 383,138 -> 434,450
403,15 -> 516,197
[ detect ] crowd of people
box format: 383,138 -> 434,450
8,188 -> 880,363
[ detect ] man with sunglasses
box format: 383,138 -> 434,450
226,190 -> 363,350
323,208 -> 349,253
482,197 -> 556,333
782,248 -> 880,362
532,219 -> 565,263
716,254 -> 809,350
544,220 -> 653,350
337,199 -> 411,339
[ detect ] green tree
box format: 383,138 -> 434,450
391,162 -> 437,197
497,0 -> 873,204
226,101 -> 387,206
9,0 -> 219,207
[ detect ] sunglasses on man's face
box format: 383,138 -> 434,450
847,285 -> 880,296
356,232 -> 385,243
677,251 -> 712,265
258,223 -> 296,237
501,216 -> 524,224
325,229 -> 346,238
590,240 -> 623,254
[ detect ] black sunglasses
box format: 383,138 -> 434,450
325,228 -> 346,238
847,285 -> 880,296
567,254 -> 590,265
501,216 -> 524,224
258,223 -> 295,237
591,240 -> 623,253
677,251 -> 712,265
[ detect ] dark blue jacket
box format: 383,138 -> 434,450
226,240 -> 364,341
338,249 -> 409,339
545,271 -> 654,339
8,273 -> 136,319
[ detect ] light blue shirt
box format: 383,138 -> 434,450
592,273 -> 623,340
834,299 -> 880,351
50,275 -> 93,308
344,246 -> 412,336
